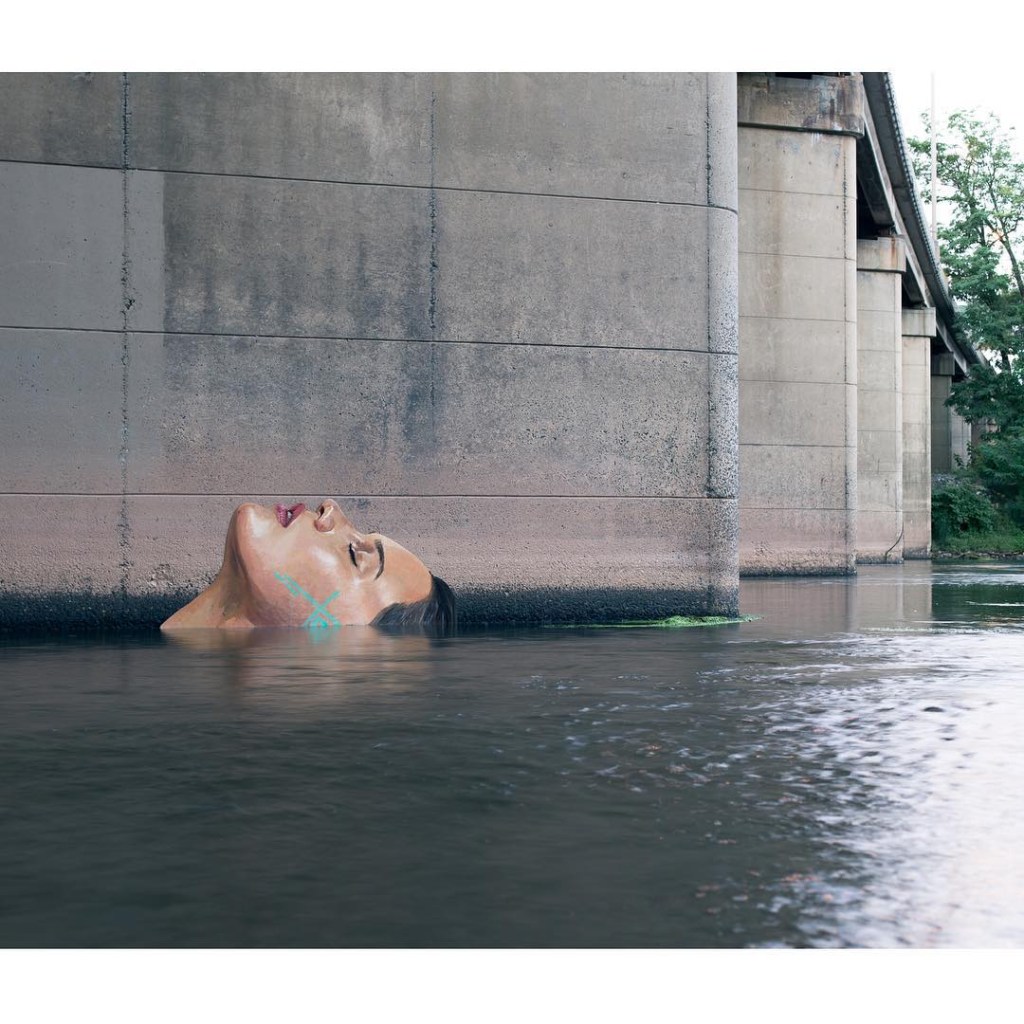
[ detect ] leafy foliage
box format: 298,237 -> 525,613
910,111 -> 1024,369
932,523 -> 1024,555
910,112 -> 1024,537
966,430 -> 1024,525
932,479 -> 997,542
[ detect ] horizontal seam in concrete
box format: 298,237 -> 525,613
740,315 -> 852,327
741,506 -> 852,511
738,251 -> 849,262
738,314 -> 852,325
0,326 -> 716,356
739,186 -> 844,200
0,492 -> 739,500
741,252 -> 847,262
0,158 -> 740,214
739,378 -> 847,386
740,380 -> 855,388
739,442 -> 853,449
737,122 -> 863,140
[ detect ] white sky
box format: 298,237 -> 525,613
892,68 -> 1024,141
0,4 -> 1010,80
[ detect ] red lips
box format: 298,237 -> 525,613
275,503 -> 306,528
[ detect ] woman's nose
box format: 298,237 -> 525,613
314,498 -> 354,534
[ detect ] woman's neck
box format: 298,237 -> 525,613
161,563 -> 255,629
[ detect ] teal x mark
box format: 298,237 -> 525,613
274,571 -> 341,631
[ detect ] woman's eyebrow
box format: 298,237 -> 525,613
374,539 -> 385,580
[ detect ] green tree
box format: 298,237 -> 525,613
911,111 -> 1024,523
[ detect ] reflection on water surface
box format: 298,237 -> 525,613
2,562 -> 1024,947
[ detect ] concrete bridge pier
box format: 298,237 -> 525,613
931,352 -> 971,474
902,308 -> 936,557
737,73 -> 863,575
856,237 -> 906,562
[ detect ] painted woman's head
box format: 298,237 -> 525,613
161,499 -> 455,631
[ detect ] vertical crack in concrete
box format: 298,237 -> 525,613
705,76 -> 714,210
428,80 -> 438,434
705,80 -> 714,500
428,84 -> 438,339
118,72 -> 133,613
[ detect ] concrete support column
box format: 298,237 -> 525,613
952,401 -> 972,466
856,238 -> 906,562
0,72 -> 741,625
931,352 -> 970,473
737,73 -> 864,574
902,308 -> 935,558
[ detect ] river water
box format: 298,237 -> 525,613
2,561 -> 1024,948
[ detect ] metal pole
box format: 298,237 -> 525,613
931,71 -> 938,255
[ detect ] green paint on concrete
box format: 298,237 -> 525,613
548,614 -> 759,630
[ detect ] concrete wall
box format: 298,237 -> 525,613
902,309 -> 934,558
931,352 -> 970,474
951,400 -> 973,467
737,74 -> 862,574
856,238 -> 905,562
0,72 -> 739,626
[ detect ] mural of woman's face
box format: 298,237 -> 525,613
162,499 -> 434,629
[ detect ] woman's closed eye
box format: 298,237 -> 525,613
348,540 -> 384,578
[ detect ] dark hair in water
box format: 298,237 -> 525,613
371,574 -> 456,633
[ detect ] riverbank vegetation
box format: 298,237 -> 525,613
931,478 -> 1024,554
911,112 -> 1024,557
